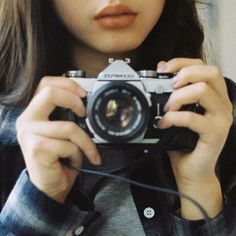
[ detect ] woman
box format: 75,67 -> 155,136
0,0 -> 235,235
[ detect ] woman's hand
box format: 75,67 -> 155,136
157,58 -> 233,219
16,76 -> 101,203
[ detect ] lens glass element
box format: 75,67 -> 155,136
105,99 -> 134,128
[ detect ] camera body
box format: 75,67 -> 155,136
65,59 -> 199,151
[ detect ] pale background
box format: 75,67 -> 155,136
200,0 -> 236,80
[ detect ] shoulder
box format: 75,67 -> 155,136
0,105 -> 23,146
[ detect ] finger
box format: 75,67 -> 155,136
35,76 -> 87,97
24,87 -> 86,120
157,111 -> 231,147
157,61 -> 167,72
163,58 -> 205,73
165,82 -> 228,116
172,64 -> 230,102
22,134 -> 81,166
22,121 -> 101,165
157,111 -> 208,135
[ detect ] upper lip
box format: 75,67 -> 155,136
94,4 -> 137,19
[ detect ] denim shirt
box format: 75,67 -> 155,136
0,78 -> 236,236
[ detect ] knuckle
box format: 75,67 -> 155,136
68,79 -> 80,88
227,102 -> 233,115
36,76 -> 51,92
16,126 -> 25,143
16,119 -> 28,142
226,113 -> 233,126
197,82 -> 208,96
64,122 -> 78,134
217,119 -> 231,136
168,58 -> 179,67
208,65 -> 222,78
15,116 -> 23,131
178,68 -> 190,80
184,112 -> 196,126
195,58 -> 204,65
40,76 -> 51,87
28,138 -> 46,157
42,86 -> 55,98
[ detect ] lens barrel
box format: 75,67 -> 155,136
87,82 -> 149,142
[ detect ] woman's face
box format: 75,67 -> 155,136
52,0 -> 166,53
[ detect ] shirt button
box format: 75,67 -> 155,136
143,207 -> 155,219
74,226 -> 85,235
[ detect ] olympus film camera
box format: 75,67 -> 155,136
65,59 -> 200,151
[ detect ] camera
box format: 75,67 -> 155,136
64,59 -> 200,151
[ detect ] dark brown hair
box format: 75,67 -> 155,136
0,0 -> 205,107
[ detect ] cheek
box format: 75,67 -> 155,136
141,0 -> 166,29
52,0 -> 92,35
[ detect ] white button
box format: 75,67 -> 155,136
143,207 -> 155,219
74,226 -> 84,235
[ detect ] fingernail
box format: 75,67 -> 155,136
164,103 -> 169,112
78,89 -> 87,98
84,110 -> 87,117
157,62 -> 167,72
171,76 -> 179,88
95,154 -> 102,165
79,105 -> 87,117
156,119 -> 164,129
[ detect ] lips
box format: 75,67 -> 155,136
94,4 -> 138,29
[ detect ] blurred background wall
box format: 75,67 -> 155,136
200,0 -> 236,80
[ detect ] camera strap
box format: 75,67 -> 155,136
67,126 -> 192,235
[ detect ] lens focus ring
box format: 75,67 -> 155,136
87,82 -> 150,142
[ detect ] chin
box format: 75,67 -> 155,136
97,46 -> 137,54
95,40 -> 142,54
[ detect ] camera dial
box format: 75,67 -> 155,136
65,59 -> 199,150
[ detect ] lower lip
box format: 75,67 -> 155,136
95,14 -> 137,29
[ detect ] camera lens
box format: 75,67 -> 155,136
87,82 -> 149,142
105,98 -> 133,128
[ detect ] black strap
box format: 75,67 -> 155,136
63,126 -> 193,235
